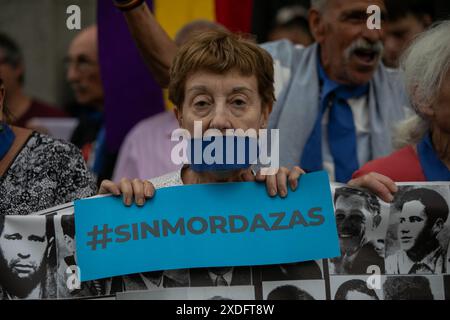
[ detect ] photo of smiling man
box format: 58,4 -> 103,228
0,215 -> 56,299
386,186 -> 450,274
329,186 -> 388,275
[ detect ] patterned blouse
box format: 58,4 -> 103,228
0,132 -> 97,215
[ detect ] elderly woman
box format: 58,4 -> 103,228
101,30 -> 304,205
350,21 -> 450,202
0,77 -> 98,215
98,29 -> 306,292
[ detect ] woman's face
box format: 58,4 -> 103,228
176,70 -> 270,135
429,71 -> 450,133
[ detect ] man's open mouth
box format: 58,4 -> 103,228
339,233 -> 355,239
353,49 -> 379,64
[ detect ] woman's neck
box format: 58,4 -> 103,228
181,166 -> 252,185
431,127 -> 450,168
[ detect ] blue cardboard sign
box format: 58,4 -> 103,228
75,171 -> 340,281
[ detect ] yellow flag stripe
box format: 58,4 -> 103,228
154,0 -> 216,40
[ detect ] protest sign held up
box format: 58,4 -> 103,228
74,171 -> 340,282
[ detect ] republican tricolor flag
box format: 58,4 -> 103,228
155,0 -> 253,37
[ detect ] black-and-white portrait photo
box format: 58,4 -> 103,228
106,269 -> 190,294
0,214 -> 56,299
329,187 -> 389,275
331,276 -> 382,300
116,287 -> 190,300
385,185 -> 450,274
55,213 -> 105,298
382,275 -> 445,300
260,260 -> 323,281
189,266 -> 252,287
116,286 -> 255,300
262,280 -> 326,300
187,286 -> 255,300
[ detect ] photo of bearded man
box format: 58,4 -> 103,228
0,215 -> 56,299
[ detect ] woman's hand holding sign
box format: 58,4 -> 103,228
99,178 -> 155,207
98,166 -> 304,207
252,166 -> 305,198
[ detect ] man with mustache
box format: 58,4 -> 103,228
111,0 -> 408,183
386,188 -> 449,274
0,215 -> 55,299
330,187 -> 385,274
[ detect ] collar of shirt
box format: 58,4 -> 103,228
398,247 -> 444,274
140,273 -> 164,289
316,54 -> 369,106
208,269 -> 234,286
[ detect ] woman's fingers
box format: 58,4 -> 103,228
348,173 -> 397,203
99,178 -> 156,207
265,174 -> 278,197
288,166 -> 305,191
276,167 -> 289,198
131,179 -> 146,206
143,180 -> 156,199
255,170 -> 266,182
372,172 -> 398,194
259,166 -> 305,198
119,178 -> 134,206
98,180 -> 121,196
241,170 -> 256,182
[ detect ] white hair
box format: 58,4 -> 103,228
401,21 -> 450,113
310,0 -> 329,13
393,114 -> 429,149
394,21 -> 450,148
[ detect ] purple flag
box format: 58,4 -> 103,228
97,0 -> 165,153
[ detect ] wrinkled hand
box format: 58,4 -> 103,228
348,172 -> 398,203
242,166 -> 305,198
99,178 -> 155,207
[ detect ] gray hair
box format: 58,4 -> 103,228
394,21 -> 450,148
393,114 -> 429,149
310,0 -> 329,13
